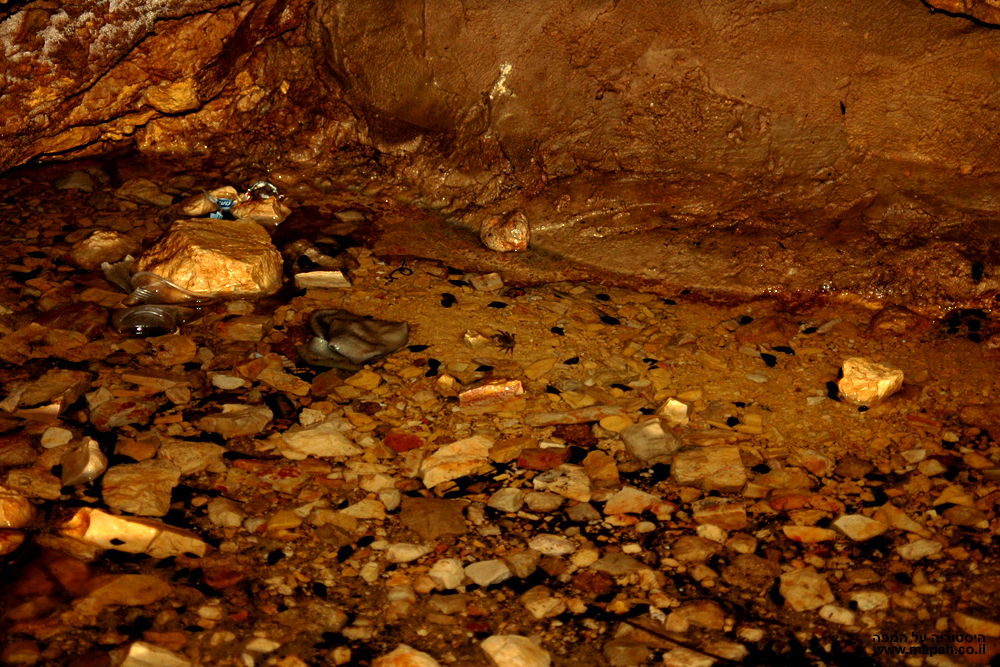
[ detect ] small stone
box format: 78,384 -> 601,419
40,427 -> 73,449
386,543 -> 432,563
779,568 -> 834,611
528,534 -> 577,556
619,418 -> 681,462
428,559 -> 466,589
215,315 -> 273,343
959,404 -> 1000,439
673,535 -> 722,563
280,422 -> 362,459
832,514 -> 887,541
942,505 -> 988,527
838,357 -> 904,406
459,380 -> 524,414
344,369 -> 383,392
671,446 -> 746,493
657,398 -> 691,427
590,553 -> 649,576
525,404 -> 631,427
5,466 -> 60,501
59,437 -> 108,487
722,553 -> 781,593
420,435 -> 493,489
156,440 -> 225,475
517,448 -> 570,470
523,357 -> 557,381
671,599 -> 726,630
834,455 -> 873,479
488,487 -> 526,513
504,550 -> 542,579
372,644 -> 442,667
565,502 -> 602,522
521,585 -> 566,619
480,635 -> 550,667
582,450 -> 619,488
896,539 -> 943,560
70,230 -> 138,270
604,486 -> 661,515
782,525 -> 837,543
788,449 -> 835,476
469,272 -> 505,291
692,498 -> 747,530
735,314 -> 799,346
294,270 -> 351,290
480,211 -> 530,252
116,178 -> 174,206
341,499 -> 386,520
0,484 -> 36,529
868,305 -> 927,336
197,404 -> 273,439
952,612 -> 1000,638
524,491 -> 563,513
532,465 -> 592,502
662,647 -> 715,667
385,432 -> 424,453
119,641 -> 191,667
86,573 -> 172,608
55,170 -> 95,192
465,560 -> 513,586
207,498 -> 245,528
819,604 -> 857,626
101,459 -> 181,517
850,590 -> 889,611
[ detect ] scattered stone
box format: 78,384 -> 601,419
101,459 -> 181,517
582,450 -> 619,488
488,487 -> 526,513
59,508 -> 207,558
722,553 -> 782,593
779,568 -> 834,611
521,585 -> 566,619
459,380 -> 524,414
604,486 -> 661,515
662,647 -> 715,667
421,435 -> 493,488
590,553 -> 649,576
619,418 -> 681,462
532,465 -> 592,502
835,455 -> 874,479
480,211 -> 530,253
692,497 -> 747,530
465,560 -> 513,586
386,543 -> 432,563
524,491 -> 563,513
429,559 -> 466,589
279,422 -> 362,459
602,638 -> 651,667
60,437 -> 108,486
207,498 -> 246,528
525,404 -> 632,427
469,272 -> 505,292
819,604 -> 857,626
0,484 -> 37,529
198,405 -> 273,439
7,467 -> 61,500
952,612 -> 1000,638
156,440 -> 225,475
90,397 -> 163,431
372,644 -> 442,667
868,305 -> 927,336
70,230 -> 138,270
958,403 -> 1000,439
832,514 -> 887,541
837,357 -> 904,406
86,573 -> 172,608
119,641 -> 191,667
528,534 -> 577,556
896,539 -> 943,560
671,446 -> 746,493
480,635 -> 550,667
504,550 -> 542,579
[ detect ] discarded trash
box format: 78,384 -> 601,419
298,309 -> 409,371
110,304 -> 200,337
480,210 -> 530,252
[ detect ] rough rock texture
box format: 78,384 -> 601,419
135,219 -> 283,297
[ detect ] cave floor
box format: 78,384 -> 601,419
0,162 -> 998,667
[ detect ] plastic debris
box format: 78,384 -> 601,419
298,309 -> 409,371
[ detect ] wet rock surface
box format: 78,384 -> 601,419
0,168 -> 999,667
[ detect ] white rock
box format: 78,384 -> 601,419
896,539 -> 943,560
531,465 -> 592,502
656,398 -> 691,427
386,543 -> 432,564
120,641 -> 191,667
58,507 -> 207,558
851,591 -> 890,611
157,440 -> 225,475
41,426 -> 73,448
372,644 -> 442,667
480,635 -> 550,667
341,499 -> 386,520
101,459 -> 181,517
832,514 -> 887,541
671,446 -> 746,493
619,419 -> 681,461
838,357 -> 904,406
603,486 -> 661,515
528,534 -> 577,556
662,647 -> 715,667
465,560 -> 513,587
379,489 -> 402,512
420,435 -> 492,489
429,558 -> 467,590
488,487 -> 526,513
245,638 -> 281,653
207,498 -> 246,528
779,568 -> 834,612
819,604 -> 856,626
280,422 -> 362,459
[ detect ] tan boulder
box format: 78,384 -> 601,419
134,218 -> 282,298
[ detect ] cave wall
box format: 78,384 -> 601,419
2,0 -> 1000,219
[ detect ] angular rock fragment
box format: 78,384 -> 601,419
896,539 -> 943,560
465,560 -> 513,586
207,498 -> 245,528
837,357 -> 904,406
134,218 -> 283,298
0,484 -> 36,529
429,558 -> 466,590
488,487 -> 526,513
116,178 -> 174,207
278,421 -> 362,459
779,568 -> 834,611
156,440 -> 224,475
119,641 -> 191,667
692,497 -> 747,530
101,459 -> 181,517
619,418 -> 681,462
300,309 -> 409,371
0,324 -> 88,365
459,379 -> 524,414
85,573 -> 172,608
420,435 -> 492,489
69,230 -> 138,270
198,404 -> 273,439
532,465 -> 592,502
604,486 -> 661,515
59,508 -> 207,558
528,534 -> 577,556
372,644 -> 442,667
671,446 -> 746,493
480,211 -> 530,252
480,635 -> 550,667
60,437 -> 108,487
832,514 -> 887,541
6,467 -> 61,500
400,498 -> 468,541
90,397 -> 163,431
722,554 -> 781,593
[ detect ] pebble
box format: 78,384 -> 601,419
662,647 -> 715,667
531,465 -> 592,502
58,436 -> 108,487
429,558 -> 466,589
480,211 -> 530,253
603,486 -> 661,515
896,539 -> 943,560
528,533 -> 577,556
832,514 -> 887,541
207,498 -> 246,527
101,459 -> 181,517
400,498 -> 468,541
372,644 -> 442,667
779,568 -> 834,611
420,434 -> 493,489
850,590 -> 890,611
279,422 -> 362,459
119,641 -> 191,667
671,446 -> 747,493
386,543 -> 432,563
598,414 -> 633,433
819,604 -> 857,626
465,560 -> 513,586
488,487 -> 526,512
504,550 -> 542,578
838,356 -> 904,406
198,404 -> 273,439
480,635 -> 550,667
524,491 -> 563,513
619,418 -> 681,462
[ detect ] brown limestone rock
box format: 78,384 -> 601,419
134,219 -> 283,298
399,497 -> 468,541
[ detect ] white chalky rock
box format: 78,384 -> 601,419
819,604 -> 857,626
207,498 -> 246,528
896,539 -> 943,560
779,568 -> 834,612
465,560 -> 513,587
619,419 -> 681,461
488,487 -> 526,513
837,357 -> 904,406
119,641 -> 191,667
480,635 -> 550,667
528,534 -> 577,556
420,435 -> 492,489
531,465 -> 592,502
480,211 -> 530,253
851,591 -> 890,611
280,422 -> 362,459
429,558 -> 466,590
372,644 -> 443,667
59,437 -> 108,487
386,543 -> 432,564
832,514 -> 887,541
